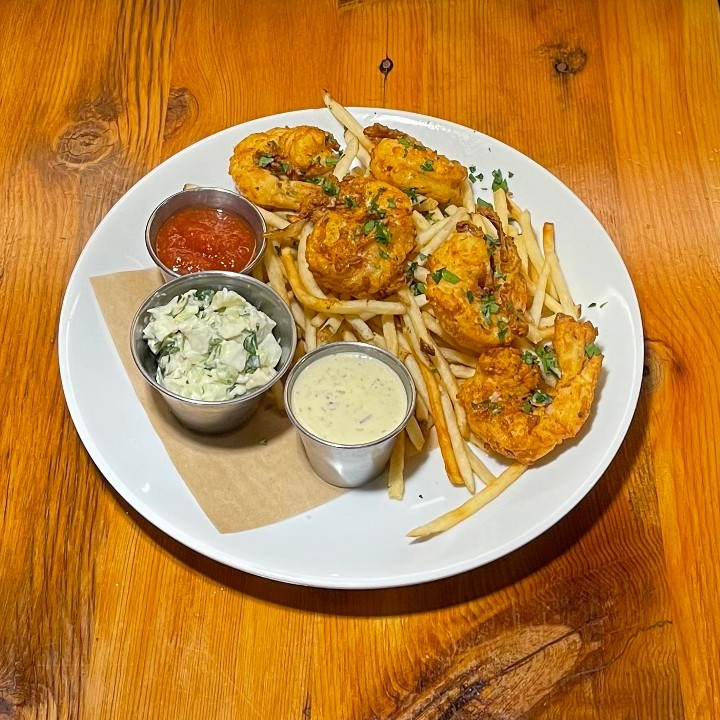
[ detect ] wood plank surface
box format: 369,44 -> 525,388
0,0 -> 718,717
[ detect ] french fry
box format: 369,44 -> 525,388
450,364 -> 475,379
464,443 -> 496,486
388,432 -> 405,500
462,179 -> 476,212
405,415 -> 425,451
412,210 -> 431,231
418,363 -> 464,487
440,393 -> 475,493
529,258 -> 552,327
544,223 -> 578,318
345,129 -> 371,168
281,248 -> 405,315
417,207 -> 466,248
382,314 -> 399,356
407,464 -> 527,537
402,354 -> 431,421
323,90 -> 374,152
258,206 -> 290,230
264,246 -> 288,300
304,308 -> 317,352
334,134 -> 358,179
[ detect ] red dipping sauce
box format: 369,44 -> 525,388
155,206 -> 257,275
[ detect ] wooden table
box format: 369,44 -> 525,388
2,0 -> 718,717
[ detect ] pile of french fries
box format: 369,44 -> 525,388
244,93 -> 581,538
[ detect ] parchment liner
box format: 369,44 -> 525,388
91,268 -> 344,533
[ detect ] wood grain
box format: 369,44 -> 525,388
0,0 -> 718,717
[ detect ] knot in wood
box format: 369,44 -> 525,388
553,46 -> 587,76
55,120 -> 116,166
164,87 -> 197,141
379,57 -> 394,77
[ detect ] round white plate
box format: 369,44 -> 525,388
58,108 -> 643,589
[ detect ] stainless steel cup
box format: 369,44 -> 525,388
130,271 -> 297,434
284,342 -> 416,488
145,186 -> 266,281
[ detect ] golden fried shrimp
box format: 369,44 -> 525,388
229,126 -> 340,211
458,314 -> 603,464
304,176 -> 416,298
364,123 -> 467,207
425,212 -> 527,351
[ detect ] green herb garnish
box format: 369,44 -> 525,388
403,187 -> 419,203
420,160 -> 434,172
491,169 -> 509,192
479,293 -> 499,323
585,343 -> 602,358
257,154 -> 274,168
429,267 -> 460,284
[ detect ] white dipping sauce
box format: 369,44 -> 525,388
290,351 -> 407,445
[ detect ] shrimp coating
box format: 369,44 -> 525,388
364,124 -> 467,206
425,212 -> 528,351
304,177 -> 416,298
457,314 -> 603,464
229,126 -> 340,211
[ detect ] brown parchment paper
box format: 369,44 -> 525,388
91,268 -> 343,533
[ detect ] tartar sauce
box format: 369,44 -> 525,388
290,351 -> 407,445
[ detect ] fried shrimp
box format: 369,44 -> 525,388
364,123 -> 467,206
304,176 -> 416,298
425,211 -> 528,351
458,314 -> 603,464
229,126 -> 340,211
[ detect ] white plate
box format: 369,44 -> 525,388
58,108 -> 643,589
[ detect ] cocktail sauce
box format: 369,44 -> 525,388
156,206 -> 256,275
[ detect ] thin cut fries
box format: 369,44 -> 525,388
323,90 -> 373,152
418,363 -> 464,487
408,464 -> 527,537
388,432 -> 405,500
281,248 -> 405,315
440,393 -> 475,493
223,91 -> 598,539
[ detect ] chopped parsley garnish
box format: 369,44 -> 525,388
484,233 -> 500,250
378,248 -> 390,259
585,343 -> 602,358
588,302 -> 597,308
476,197 -> 493,209
403,187 -> 419,203
479,293 -> 499,323
494,270 -> 508,281
405,260 -> 418,282
257,154 -> 274,168
305,176 -> 321,185
466,290 -> 474,304
367,189 -> 386,216
429,267 -> 460,284
343,195 -> 359,208
279,161 -> 290,174
410,281 -> 426,296
322,178 -> 339,196
364,218 -> 391,244
497,320 -> 509,341
521,345 -> 560,377
387,198 -> 396,209
420,160 -> 434,172
324,156 -> 339,166
468,165 -> 483,184
522,389 -> 553,413
491,169 -> 509,192
536,345 -> 560,376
